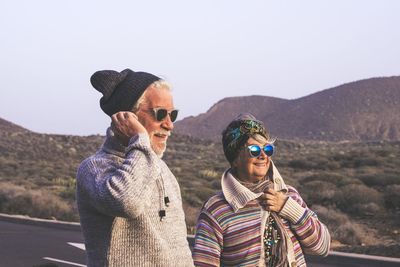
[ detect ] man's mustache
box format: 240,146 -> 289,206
154,131 -> 171,136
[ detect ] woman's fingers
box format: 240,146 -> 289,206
258,189 -> 288,212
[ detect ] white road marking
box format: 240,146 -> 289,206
68,242 -> 86,250
43,257 -> 86,267
329,251 -> 400,263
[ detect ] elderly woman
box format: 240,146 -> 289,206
193,114 -> 330,267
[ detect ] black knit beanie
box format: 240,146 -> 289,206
90,68 -> 161,116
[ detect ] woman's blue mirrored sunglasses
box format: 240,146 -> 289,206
247,144 -> 274,158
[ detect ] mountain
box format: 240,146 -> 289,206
175,95 -> 288,141
175,76 -> 400,141
0,117 -> 30,133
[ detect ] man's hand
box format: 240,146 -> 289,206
257,188 -> 288,213
111,111 -> 147,146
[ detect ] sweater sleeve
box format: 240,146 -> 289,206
279,186 -> 331,256
193,209 -> 223,267
77,133 -> 161,218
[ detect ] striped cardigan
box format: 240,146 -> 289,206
193,165 -> 330,267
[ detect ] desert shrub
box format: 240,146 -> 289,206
374,149 -> 391,157
334,222 -> 364,245
334,184 -> 383,215
183,203 -> 201,233
181,189 -> 203,207
195,187 -> 216,203
315,158 -> 341,170
353,157 -> 380,168
324,160 -> 341,170
0,183 -> 77,221
300,181 -> 337,206
358,174 -> 400,187
313,205 -> 348,225
313,205 -> 363,245
302,173 -> 362,187
59,186 -> 76,200
337,148 -> 390,169
349,202 -> 381,216
287,159 -> 312,170
52,177 -> 77,201
384,185 -> 400,210
287,156 -> 337,170
334,177 -> 363,187
199,169 -> 219,181
53,177 -> 76,187
170,167 -> 182,174
211,180 -> 221,190
302,173 -> 343,183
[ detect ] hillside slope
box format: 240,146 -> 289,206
175,76 -> 400,141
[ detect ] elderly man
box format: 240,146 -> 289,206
76,69 -> 194,267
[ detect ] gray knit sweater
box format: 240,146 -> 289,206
76,129 -> 194,267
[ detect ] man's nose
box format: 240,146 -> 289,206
161,114 -> 174,131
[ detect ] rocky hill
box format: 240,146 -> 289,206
176,95 -> 288,141
175,76 -> 400,141
0,118 -> 29,133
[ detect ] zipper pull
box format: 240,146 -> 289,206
164,196 -> 170,206
159,210 -> 166,221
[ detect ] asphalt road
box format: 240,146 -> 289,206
0,220 -> 86,267
1,220 -> 399,267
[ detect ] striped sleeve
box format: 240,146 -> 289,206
279,186 -> 331,256
193,209 -> 223,267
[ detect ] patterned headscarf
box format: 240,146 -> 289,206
222,113 -> 269,163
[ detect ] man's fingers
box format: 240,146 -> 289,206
129,112 -> 138,120
111,114 -> 118,124
124,112 -> 134,120
116,112 -> 126,121
111,113 -> 122,126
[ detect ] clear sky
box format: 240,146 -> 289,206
1,0 -> 399,135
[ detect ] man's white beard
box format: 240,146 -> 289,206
151,130 -> 170,158
151,142 -> 166,158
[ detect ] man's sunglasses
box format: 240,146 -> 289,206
247,144 -> 274,158
151,108 -> 179,122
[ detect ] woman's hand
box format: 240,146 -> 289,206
257,188 -> 288,213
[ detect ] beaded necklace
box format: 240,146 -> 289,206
235,172 -> 286,266
264,215 -> 281,266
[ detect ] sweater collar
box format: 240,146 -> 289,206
101,127 -> 128,157
221,161 -> 288,212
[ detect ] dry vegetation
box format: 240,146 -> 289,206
0,129 -> 399,257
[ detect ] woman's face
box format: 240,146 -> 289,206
232,137 -> 271,183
